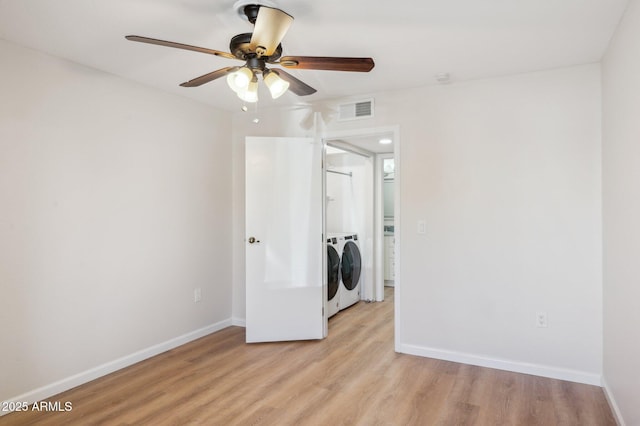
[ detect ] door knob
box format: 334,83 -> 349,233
248,237 -> 260,244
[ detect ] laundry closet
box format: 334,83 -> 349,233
325,144 -> 374,317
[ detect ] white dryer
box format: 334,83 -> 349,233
338,233 -> 362,310
326,235 -> 341,318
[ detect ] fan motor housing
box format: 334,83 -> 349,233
230,33 -> 282,61
230,33 -> 252,59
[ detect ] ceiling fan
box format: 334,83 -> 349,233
125,3 -> 375,103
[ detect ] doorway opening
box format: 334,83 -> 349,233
322,126 -> 400,347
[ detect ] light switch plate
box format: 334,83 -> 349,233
418,220 -> 426,234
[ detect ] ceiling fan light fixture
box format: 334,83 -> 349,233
126,4 -> 375,103
227,67 -> 253,92
264,70 -> 290,99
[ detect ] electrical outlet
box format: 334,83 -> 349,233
194,288 -> 202,303
536,311 -> 548,328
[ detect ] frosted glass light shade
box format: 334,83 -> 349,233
226,67 -> 253,92
237,79 -> 259,103
264,71 -> 290,99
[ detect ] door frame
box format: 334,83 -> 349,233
321,125 -> 401,350
377,152 -> 395,289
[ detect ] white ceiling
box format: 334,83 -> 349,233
0,0 -> 628,112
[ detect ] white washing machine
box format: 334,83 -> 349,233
326,235 -> 341,318
338,233 -> 362,310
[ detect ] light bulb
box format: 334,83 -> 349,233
264,70 -> 290,99
226,67 -> 253,93
237,78 -> 259,103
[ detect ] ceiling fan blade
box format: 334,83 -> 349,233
125,35 -> 238,60
180,67 -> 239,87
249,7 -> 293,57
272,69 -> 317,96
278,56 -> 375,72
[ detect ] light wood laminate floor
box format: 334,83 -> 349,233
2,288 -> 615,425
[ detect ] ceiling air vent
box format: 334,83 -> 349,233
338,99 -> 374,121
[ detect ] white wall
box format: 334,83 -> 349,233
602,0 -> 640,424
0,40 -> 233,403
303,64 -> 604,383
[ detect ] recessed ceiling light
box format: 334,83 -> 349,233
379,138 -> 392,145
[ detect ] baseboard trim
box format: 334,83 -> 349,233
602,377 -> 626,426
397,343 -> 601,386
1,319 -> 232,416
232,317 -> 246,327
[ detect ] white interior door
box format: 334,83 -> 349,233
245,136 -> 325,343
